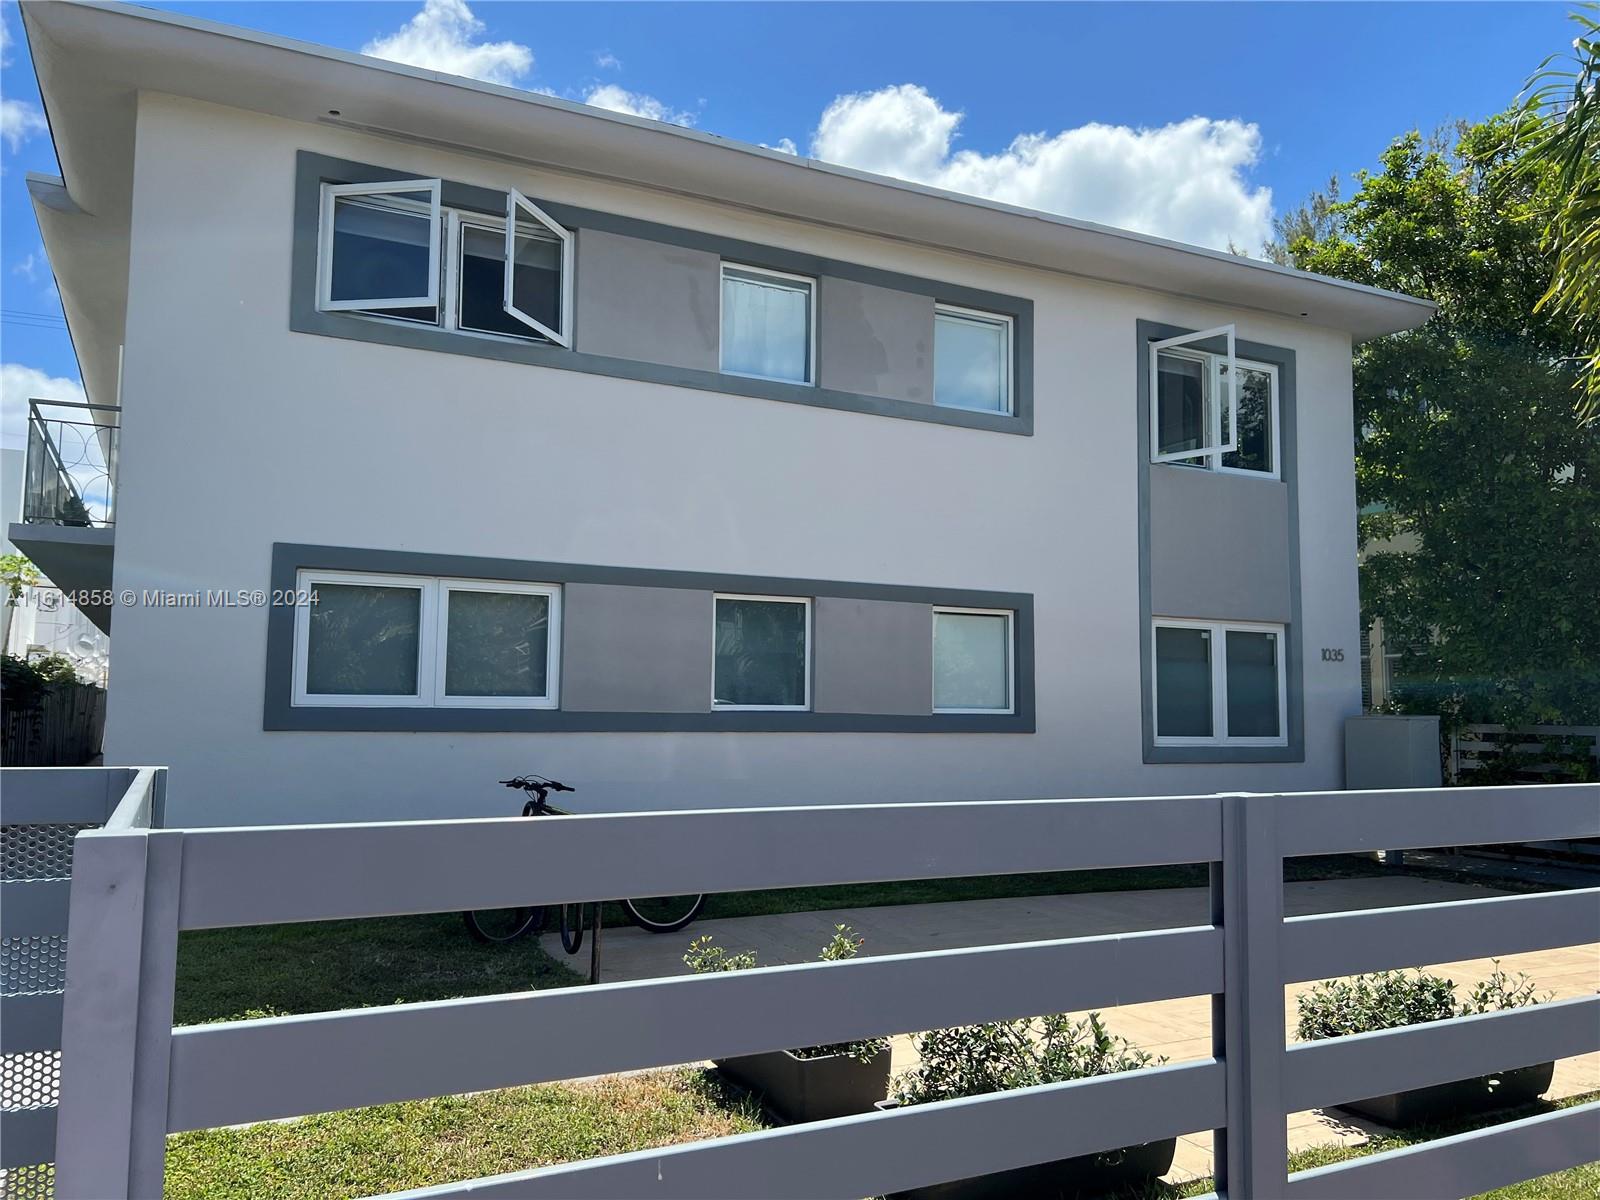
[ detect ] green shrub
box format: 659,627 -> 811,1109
684,925 -> 890,1064
891,1012 -> 1161,1106
2,652 -> 81,709
1296,963 -> 1549,1041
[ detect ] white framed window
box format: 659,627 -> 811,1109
318,180 -> 574,347
712,594 -> 811,710
293,569 -> 559,709
934,306 -> 1013,414
434,579 -> 561,708
318,180 -> 442,315
1152,618 -> 1287,746
1152,325 -> 1277,473
933,607 -> 1014,713
720,264 -> 815,385
502,189 -> 574,346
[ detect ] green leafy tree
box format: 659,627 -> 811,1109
1289,113 -> 1600,725
1,555 -> 40,602
1523,4 -> 1600,421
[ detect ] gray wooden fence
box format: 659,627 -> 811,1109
0,768 -> 165,1199
31,774 -> 1600,1198
1450,724 -> 1600,784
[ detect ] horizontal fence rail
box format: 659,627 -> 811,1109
1284,1102 -> 1600,1200
383,1061 -> 1229,1200
42,778 -> 1600,1200
174,794 -> 1225,929
168,925 -> 1222,1130
1282,887 -> 1600,981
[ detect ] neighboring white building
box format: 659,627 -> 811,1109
13,2 -> 1433,827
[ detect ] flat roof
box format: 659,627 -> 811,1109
22,0 -> 1433,405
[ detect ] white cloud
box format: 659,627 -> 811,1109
595,51 -> 621,70
764,137 -> 799,156
583,84 -> 694,127
1,98 -> 48,153
810,84 -> 1273,254
362,0 -> 532,86
2,364 -> 85,451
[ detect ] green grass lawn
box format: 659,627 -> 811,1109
163,1070 -> 764,1200
174,912 -> 585,1025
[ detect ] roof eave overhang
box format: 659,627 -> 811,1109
22,0 -> 1435,368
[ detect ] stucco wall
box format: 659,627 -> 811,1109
106,94 -> 1363,826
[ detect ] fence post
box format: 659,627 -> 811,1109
54,828 -> 182,1199
1215,793 -> 1288,1198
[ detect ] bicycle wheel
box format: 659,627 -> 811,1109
463,907 -> 545,943
559,903 -> 587,954
622,894 -> 706,933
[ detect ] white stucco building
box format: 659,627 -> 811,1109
12,2 -> 1433,826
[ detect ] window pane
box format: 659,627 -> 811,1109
935,313 -> 1008,412
330,193 -> 435,312
306,583 -> 421,696
1156,353 -> 1208,458
1222,365 -> 1273,473
1226,630 -> 1280,738
714,598 -> 807,706
721,271 -> 810,383
1155,626 -> 1212,738
459,225 -> 559,338
934,612 -> 1010,710
445,590 -> 550,698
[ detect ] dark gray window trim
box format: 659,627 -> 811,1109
290,151 -> 1033,436
265,543 -> 1036,734
1135,320 -> 1305,764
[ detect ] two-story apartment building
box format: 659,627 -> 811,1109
11,1 -> 1433,827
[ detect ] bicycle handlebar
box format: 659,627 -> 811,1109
500,775 -> 574,793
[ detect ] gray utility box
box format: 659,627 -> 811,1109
1345,714 -> 1443,790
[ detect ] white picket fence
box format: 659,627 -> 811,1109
9,768 -> 1599,1199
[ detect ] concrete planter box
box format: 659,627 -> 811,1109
716,1047 -> 890,1122
1335,1061 -> 1555,1127
875,1100 -> 1176,1198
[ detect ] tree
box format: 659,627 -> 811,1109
1523,4 -> 1600,422
1289,112 -> 1600,725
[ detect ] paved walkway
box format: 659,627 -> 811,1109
546,875 -> 1600,1184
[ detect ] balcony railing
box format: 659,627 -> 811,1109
22,399 -> 119,528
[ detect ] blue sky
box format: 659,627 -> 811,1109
0,0 -> 1577,419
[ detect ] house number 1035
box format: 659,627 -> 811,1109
1321,648 -> 1346,662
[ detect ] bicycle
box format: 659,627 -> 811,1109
462,776 -> 707,954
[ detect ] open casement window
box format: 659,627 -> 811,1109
318,180 -> 442,314
503,189 -> 574,346
1150,325 -> 1238,464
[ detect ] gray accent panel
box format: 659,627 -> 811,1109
812,598 -> 933,715
264,543 -> 1034,733
290,152 -> 1033,435
1135,320 -> 1304,764
573,229 -> 719,371
1149,467 -> 1291,623
816,278 -> 934,405
561,584 -> 712,713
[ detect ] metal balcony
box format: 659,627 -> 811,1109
22,399 -> 119,527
